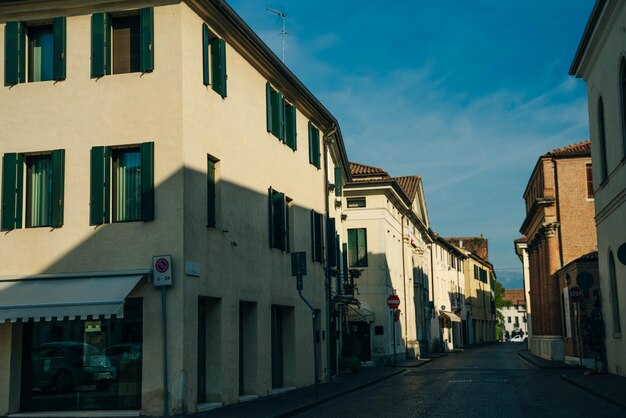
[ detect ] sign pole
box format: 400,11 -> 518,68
577,301 -> 583,367
153,255 -> 173,416
392,309 -> 396,366
161,286 -> 169,416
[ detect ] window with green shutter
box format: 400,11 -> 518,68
91,8 -> 153,78
266,82 -> 287,141
348,228 -> 368,267
327,217 -> 337,267
284,103 -> 297,150
334,167 -> 343,196
308,122 -> 320,168
5,18 -> 66,85
202,23 -> 228,97
268,187 -> 290,251
207,155 -> 219,228
311,210 -> 323,262
90,142 -> 154,225
2,150 -> 64,230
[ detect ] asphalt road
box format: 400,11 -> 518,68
294,344 -> 625,418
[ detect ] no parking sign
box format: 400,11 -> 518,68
153,255 -> 173,287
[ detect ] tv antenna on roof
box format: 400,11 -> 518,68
266,8 -> 287,62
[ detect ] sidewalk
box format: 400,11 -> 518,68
516,349 -> 626,411
189,359 -> 433,418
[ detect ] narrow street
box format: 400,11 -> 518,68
295,344 -> 625,418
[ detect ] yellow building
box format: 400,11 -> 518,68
462,253 -> 497,344
0,0 -> 350,415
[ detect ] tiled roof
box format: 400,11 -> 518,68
543,140 -> 591,157
394,176 -> 421,201
514,237 -> 528,243
503,289 -> 526,305
349,162 -> 389,178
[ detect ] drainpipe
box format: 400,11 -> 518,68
551,159 -> 564,268
401,212 -> 408,359
323,123 -> 338,382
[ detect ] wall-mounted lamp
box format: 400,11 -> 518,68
340,213 -> 348,221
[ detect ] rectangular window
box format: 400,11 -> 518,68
2,150 -> 64,230
586,164 -> 594,198
90,143 -> 153,225
507,316 -> 511,323
28,25 -> 54,82
5,18 -> 65,85
348,228 -> 368,267
268,187 -> 289,251
308,122 -> 320,168
112,148 -> 141,222
311,210 -> 323,262
207,156 -> 219,228
347,197 -> 366,208
202,24 -> 227,97
91,8 -> 153,78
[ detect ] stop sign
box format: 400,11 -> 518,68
569,286 -> 584,302
387,295 -> 400,309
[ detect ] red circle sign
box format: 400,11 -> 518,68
569,286 -> 584,302
155,258 -> 170,273
387,295 -> 400,309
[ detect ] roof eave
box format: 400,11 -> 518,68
569,0 -> 608,77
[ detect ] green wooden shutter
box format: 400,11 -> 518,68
90,146 -> 110,225
327,217 -> 337,267
342,243 -> 349,294
334,167 -> 343,196
140,7 -> 154,73
50,149 -> 65,227
308,123 -> 320,168
308,122 -> 314,165
207,158 -> 216,227
270,90 -> 284,140
266,82 -> 273,133
273,191 -> 285,250
310,210 -> 316,261
91,13 -> 107,78
268,187 -> 275,247
202,24 -> 210,86
53,17 -> 66,81
140,142 -> 154,221
2,153 -> 24,230
5,22 -> 24,86
211,38 -> 227,97
357,228 -> 367,266
285,103 -> 296,150
348,229 -> 357,268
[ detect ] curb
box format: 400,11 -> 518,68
273,369 -> 406,418
560,375 -> 626,412
516,352 -> 582,370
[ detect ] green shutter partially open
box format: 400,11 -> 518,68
91,13 -> 107,78
202,24 -> 210,86
1,153 -> 23,230
327,217 -> 337,267
268,187 -> 275,247
348,229 -> 357,268
53,17 -> 66,81
334,167 -> 343,196
50,149 -> 65,227
140,7 -> 154,73
266,82 -> 273,133
285,103 -> 297,150
270,90 -> 284,140
140,142 -> 154,221
211,38 -> 227,97
273,191 -> 285,250
207,158 -> 216,227
5,21 -> 24,85
90,146 -> 110,225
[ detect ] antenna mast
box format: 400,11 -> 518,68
266,8 -> 287,62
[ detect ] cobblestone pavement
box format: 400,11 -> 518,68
293,344 -> 626,418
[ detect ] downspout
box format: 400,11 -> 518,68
401,212 -> 408,359
323,123 -> 338,382
551,159 -> 564,268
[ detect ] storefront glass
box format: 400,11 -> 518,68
20,299 -> 142,412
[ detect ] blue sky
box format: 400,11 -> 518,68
228,1 -> 595,288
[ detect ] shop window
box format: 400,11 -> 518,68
20,299 -> 143,412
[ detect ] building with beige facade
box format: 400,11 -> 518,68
429,235 -> 466,351
570,0 -> 626,377
500,289 -> 527,340
0,0 -> 351,415
519,141 -> 597,361
340,162 -> 431,362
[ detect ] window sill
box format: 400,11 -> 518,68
613,332 -> 622,339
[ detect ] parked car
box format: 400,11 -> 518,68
510,335 -> 526,343
31,342 -> 117,392
105,343 -> 142,372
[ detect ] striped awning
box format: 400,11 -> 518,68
0,273 -> 145,323
441,311 -> 461,323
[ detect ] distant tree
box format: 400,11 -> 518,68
492,277 -> 511,341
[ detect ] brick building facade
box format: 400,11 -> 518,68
519,141 -> 597,361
